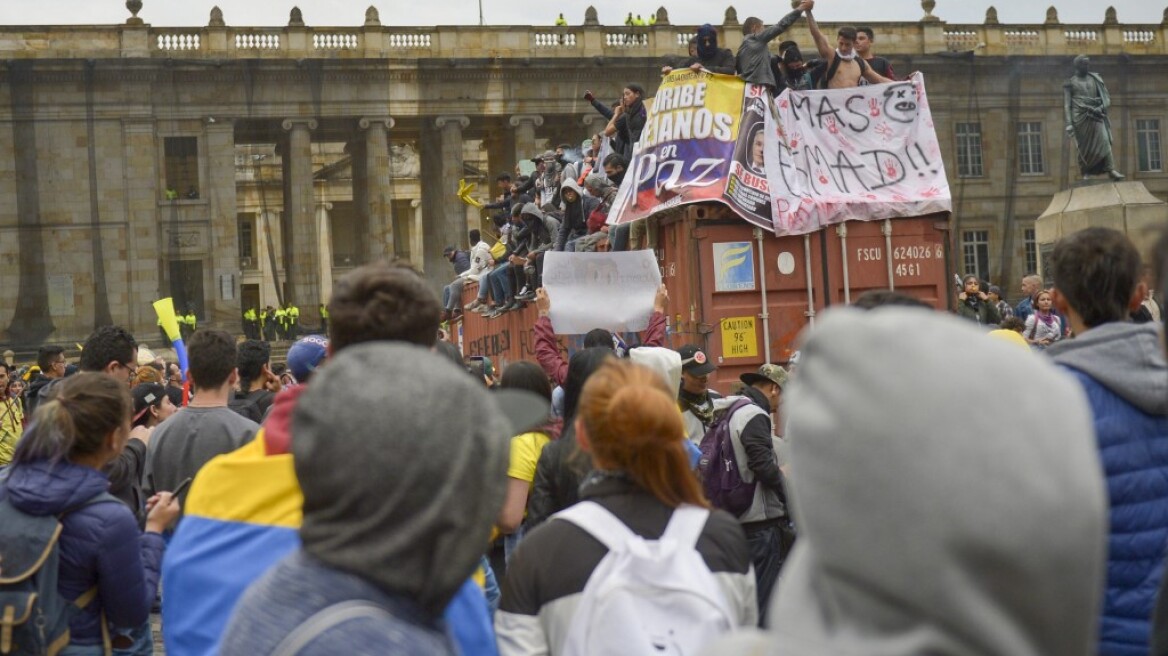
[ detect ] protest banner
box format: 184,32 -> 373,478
609,70 -> 774,232
765,73 -> 952,236
542,250 -> 662,335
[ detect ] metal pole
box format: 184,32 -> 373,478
754,227 -> 772,364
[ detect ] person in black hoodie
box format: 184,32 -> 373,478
663,24 -> 736,75
556,178 -> 601,252
604,83 -> 647,161
487,203 -> 553,317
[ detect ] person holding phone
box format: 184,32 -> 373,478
0,373 -> 181,655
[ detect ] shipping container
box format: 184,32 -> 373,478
458,203 -> 952,394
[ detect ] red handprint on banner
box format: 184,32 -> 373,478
884,159 -> 900,180
825,116 -> 839,135
816,169 -> 829,185
920,186 -> 942,198
789,131 -> 802,150
874,123 -> 893,140
868,98 -> 881,117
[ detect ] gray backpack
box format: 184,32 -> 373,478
0,484 -> 118,656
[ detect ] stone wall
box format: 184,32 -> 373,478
0,6 -> 1165,344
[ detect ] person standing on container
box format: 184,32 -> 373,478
736,1 -> 814,90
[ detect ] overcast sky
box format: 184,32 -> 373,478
0,0 -> 1159,27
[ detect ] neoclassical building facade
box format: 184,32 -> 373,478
0,2 -> 1165,344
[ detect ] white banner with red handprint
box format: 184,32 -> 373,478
764,73 -> 951,236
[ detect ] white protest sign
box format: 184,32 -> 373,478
765,73 -> 952,236
542,250 -> 662,335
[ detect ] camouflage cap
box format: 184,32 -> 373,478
740,363 -> 789,390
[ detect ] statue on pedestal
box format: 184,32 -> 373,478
1064,55 -> 1124,181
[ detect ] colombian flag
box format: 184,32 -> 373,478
160,387 -> 498,656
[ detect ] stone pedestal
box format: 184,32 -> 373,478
1035,180 -> 1167,278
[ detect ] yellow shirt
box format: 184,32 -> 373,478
507,431 -> 551,483
0,398 -> 24,466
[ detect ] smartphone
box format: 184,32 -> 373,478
172,477 -> 193,498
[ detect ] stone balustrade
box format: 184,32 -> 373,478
0,5 -> 1164,59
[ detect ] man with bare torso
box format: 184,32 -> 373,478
806,12 -> 891,89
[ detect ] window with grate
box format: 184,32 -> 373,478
1137,119 -> 1162,173
955,123 -> 984,177
164,137 -> 200,199
1023,228 -> 1037,275
962,229 -> 990,281
1017,122 -> 1044,175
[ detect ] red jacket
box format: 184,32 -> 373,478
534,311 -> 667,386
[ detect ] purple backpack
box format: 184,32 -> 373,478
697,398 -> 757,517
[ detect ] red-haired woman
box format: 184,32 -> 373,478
496,360 -> 756,655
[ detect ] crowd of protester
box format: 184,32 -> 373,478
2,5 -> 1168,656
444,0 -> 905,325
0,224 -> 1164,656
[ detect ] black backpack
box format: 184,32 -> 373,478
817,54 -> 869,89
0,483 -> 118,656
228,389 -> 270,424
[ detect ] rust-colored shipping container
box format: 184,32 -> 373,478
458,203 -> 952,394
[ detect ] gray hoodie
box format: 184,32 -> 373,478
704,307 -> 1107,656
1047,321 -> 1168,415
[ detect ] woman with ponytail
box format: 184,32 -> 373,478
0,373 -> 180,655
496,360 -> 757,655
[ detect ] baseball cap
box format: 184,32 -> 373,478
741,363 -> 789,389
131,382 -> 168,424
677,344 -> 716,377
287,335 -> 329,383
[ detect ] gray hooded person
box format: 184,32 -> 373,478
221,342 -> 548,655
703,307 -> 1107,656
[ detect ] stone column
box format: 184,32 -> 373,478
316,201 -> 335,302
205,117 -> 238,327
420,115 -> 468,290
121,118 -> 162,339
582,114 -> 607,142
281,118 -> 320,307
257,209 -> 283,307
411,199 -> 425,270
358,116 -> 395,263
509,114 -> 543,163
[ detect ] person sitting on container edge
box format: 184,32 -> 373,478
532,284 -> 669,387
1046,227 -> 1168,656
441,245 -> 472,321
700,306 -> 1106,656
220,342 -> 548,656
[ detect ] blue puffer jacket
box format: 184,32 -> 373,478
0,459 -> 165,645
1051,322 -> 1168,656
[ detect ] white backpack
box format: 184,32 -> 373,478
554,501 -> 736,656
